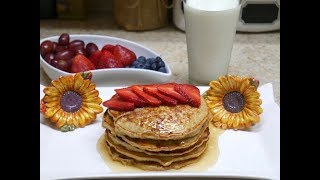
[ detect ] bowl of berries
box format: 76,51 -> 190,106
40,33 -> 172,86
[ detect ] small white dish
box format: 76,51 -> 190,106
40,34 -> 173,86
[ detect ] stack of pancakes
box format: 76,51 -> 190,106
102,96 -> 210,170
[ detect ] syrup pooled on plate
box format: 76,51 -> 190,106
97,123 -> 224,172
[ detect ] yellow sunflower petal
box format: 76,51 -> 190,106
212,108 -> 228,122
86,83 -> 96,92
44,86 -> 60,96
206,101 -> 223,109
82,97 -> 102,104
206,95 -> 223,101
45,100 -> 60,108
218,76 -> 231,92
239,79 -> 251,94
210,105 -> 225,118
82,106 -> 96,124
59,75 -> 72,91
82,102 -> 103,113
209,81 -> 226,92
44,106 -> 61,118
242,86 -> 256,97
206,88 -> 225,97
220,111 -> 231,124
227,75 -> 237,91
243,107 -> 260,123
74,73 -> 84,92
246,98 -> 262,107
66,112 -> 74,125
82,89 -> 99,99
78,79 -> 91,95
51,109 -> 64,123
51,79 -> 66,94
56,111 -> 67,128
232,114 -> 241,129
72,112 -> 80,127
78,108 -> 90,127
227,114 -> 235,128
43,95 -> 60,103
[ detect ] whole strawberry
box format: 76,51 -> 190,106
71,54 -> 95,73
96,51 -> 123,69
113,45 -> 136,67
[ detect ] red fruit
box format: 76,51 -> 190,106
174,84 -> 201,107
143,85 -> 178,106
113,45 -> 136,67
89,50 -> 103,67
115,88 -> 147,107
96,51 -> 123,69
103,95 -> 135,111
131,85 -> 161,106
101,44 -> 115,53
71,54 -> 95,73
157,83 -> 189,104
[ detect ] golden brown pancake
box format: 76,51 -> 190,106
110,97 -> 209,140
103,112 -> 209,152
105,143 -> 204,171
105,129 -> 209,166
106,127 -> 209,156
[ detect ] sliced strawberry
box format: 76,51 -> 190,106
96,51 -> 123,69
131,85 -> 161,106
113,45 -> 136,67
143,85 -> 178,106
157,83 -> 188,104
115,87 -> 147,107
174,84 -> 201,107
71,54 -> 95,73
89,50 -> 102,67
103,96 -> 135,111
101,44 -> 115,53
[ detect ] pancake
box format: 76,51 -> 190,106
110,97 -> 209,140
105,143 -> 204,171
106,127 -> 209,156
105,129 -> 209,167
103,112 -> 209,152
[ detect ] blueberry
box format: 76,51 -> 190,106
132,61 -> 139,66
158,67 -> 167,73
149,58 -> 157,64
137,56 -> 146,63
157,60 -> 165,68
135,63 -> 144,69
143,63 -> 151,69
155,56 -> 162,63
150,63 -> 158,70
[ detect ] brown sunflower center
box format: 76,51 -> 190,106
60,91 -> 82,112
223,91 -> 245,113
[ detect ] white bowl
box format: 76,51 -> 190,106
40,34 -> 172,86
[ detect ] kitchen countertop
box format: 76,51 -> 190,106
40,17 -> 280,104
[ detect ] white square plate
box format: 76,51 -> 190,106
40,83 -> 280,180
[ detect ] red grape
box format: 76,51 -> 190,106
69,40 -> 85,50
44,53 -> 55,64
57,60 -> 69,71
40,40 -> 54,57
51,59 -> 59,68
58,33 -> 70,46
73,47 -> 87,57
55,45 -> 68,53
55,50 -> 74,61
86,43 -> 99,57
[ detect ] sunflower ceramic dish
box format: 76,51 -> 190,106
204,75 -> 263,130
40,72 -> 103,132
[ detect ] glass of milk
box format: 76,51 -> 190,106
184,0 -> 240,84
